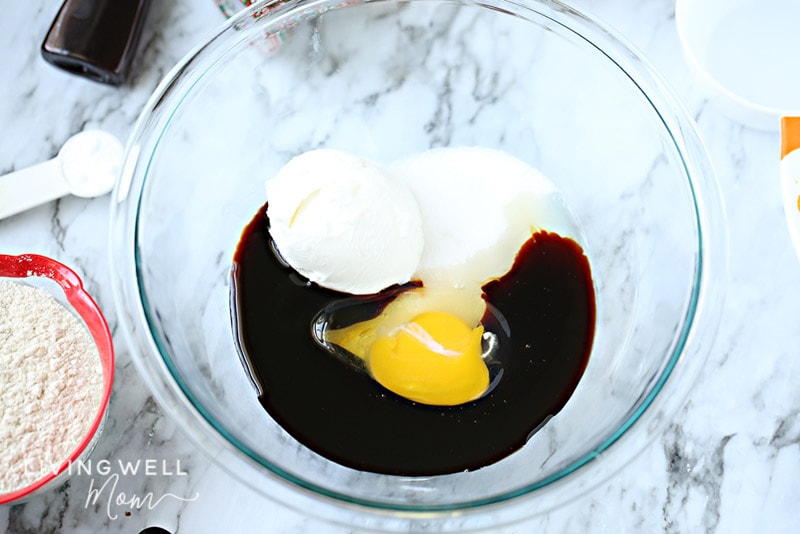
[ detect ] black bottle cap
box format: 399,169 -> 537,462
41,0 -> 153,86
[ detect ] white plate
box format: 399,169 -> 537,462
676,0 -> 800,130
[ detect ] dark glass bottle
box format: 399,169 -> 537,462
41,0 -> 153,86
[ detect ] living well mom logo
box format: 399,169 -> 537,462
67,458 -> 199,520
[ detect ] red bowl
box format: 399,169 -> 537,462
0,254 -> 114,505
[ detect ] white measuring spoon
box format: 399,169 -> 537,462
0,130 -> 123,220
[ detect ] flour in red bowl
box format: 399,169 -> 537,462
0,280 -> 104,495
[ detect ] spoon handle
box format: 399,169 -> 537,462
0,158 -> 70,220
780,117 -> 800,263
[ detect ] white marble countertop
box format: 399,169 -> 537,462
2,0 -> 799,532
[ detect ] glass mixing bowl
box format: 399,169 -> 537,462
110,0 -> 727,529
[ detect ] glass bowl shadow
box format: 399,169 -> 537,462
110,0 -> 728,530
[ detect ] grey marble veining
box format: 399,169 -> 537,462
2,0 -> 800,532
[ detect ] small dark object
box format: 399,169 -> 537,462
139,527 -> 172,534
41,0 -> 152,85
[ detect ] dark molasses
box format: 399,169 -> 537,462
231,203 -> 595,476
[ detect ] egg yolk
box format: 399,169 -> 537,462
367,311 -> 488,406
320,286 -> 493,406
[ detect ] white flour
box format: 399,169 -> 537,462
0,280 -> 104,495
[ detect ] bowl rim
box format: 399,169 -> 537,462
109,0 -> 728,527
0,254 -> 115,505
